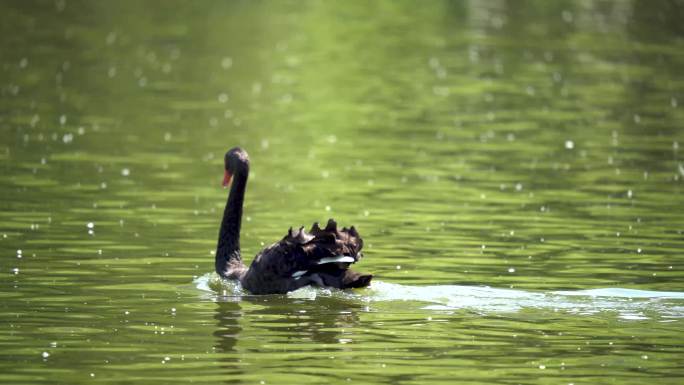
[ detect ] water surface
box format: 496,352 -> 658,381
1,1 -> 684,384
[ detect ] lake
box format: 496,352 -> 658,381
1,1 -> 683,384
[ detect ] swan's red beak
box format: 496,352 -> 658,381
222,170 -> 232,187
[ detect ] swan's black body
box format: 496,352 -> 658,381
215,147 -> 372,294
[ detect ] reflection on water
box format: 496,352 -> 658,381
2,0 -> 684,383
213,300 -> 242,379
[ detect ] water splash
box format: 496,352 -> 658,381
194,273 -> 684,321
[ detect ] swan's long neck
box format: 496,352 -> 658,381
215,167 -> 248,278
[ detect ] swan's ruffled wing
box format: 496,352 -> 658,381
241,218 -> 370,294
284,219 -> 370,288
283,218 -> 364,264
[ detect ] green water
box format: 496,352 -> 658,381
2,0 -> 684,383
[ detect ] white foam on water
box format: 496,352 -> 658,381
551,288 -> 684,299
193,273 -> 684,320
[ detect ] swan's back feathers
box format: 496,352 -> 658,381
240,218 -> 370,294
285,226 -> 315,244
283,219 -> 364,263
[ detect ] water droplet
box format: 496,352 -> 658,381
42,352 -> 49,358
396,265 -> 401,270
641,355 -> 648,360
325,205 -> 331,212
252,82 -> 262,94
562,10 -> 573,23
508,267 -> 516,273
87,222 -> 94,229
121,168 -> 130,176
106,32 -> 117,45
30,114 -> 40,127
539,364 -> 546,370
565,140 -> 574,149
11,268 -> 19,274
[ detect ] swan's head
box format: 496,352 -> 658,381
223,147 -> 250,187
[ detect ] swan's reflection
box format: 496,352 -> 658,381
213,298 -> 242,354
212,289 -> 367,381
244,295 -> 365,345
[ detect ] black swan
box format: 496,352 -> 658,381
215,147 -> 373,294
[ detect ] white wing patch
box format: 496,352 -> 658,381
292,270 -> 308,280
317,255 -> 355,265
